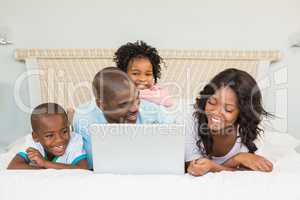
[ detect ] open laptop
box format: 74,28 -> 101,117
89,124 -> 185,175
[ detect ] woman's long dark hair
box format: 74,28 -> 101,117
194,68 -> 272,156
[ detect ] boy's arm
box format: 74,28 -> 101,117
7,154 -> 41,170
25,147 -> 89,170
42,159 -> 88,170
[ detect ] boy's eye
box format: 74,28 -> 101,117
61,127 -> 70,134
45,134 -> 54,138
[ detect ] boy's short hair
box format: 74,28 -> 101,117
31,103 -> 68,132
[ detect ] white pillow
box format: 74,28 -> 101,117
256,131 -> 300,163
0,134 -> 31,170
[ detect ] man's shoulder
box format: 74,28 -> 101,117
139,100 -> 174,123
73,100 -> 107,125
76,100 -> 98,113
75,101 -> 104,117
140,99 -> 162,110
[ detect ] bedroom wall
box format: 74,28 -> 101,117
0,0 -> 300,151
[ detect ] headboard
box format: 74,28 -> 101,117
15,49 -> 281,110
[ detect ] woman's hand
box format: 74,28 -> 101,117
226,152 -> 273,172
187,158 -> 215,176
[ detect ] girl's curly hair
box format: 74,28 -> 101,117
193,68 -> 272,157
113,40 -> 163,83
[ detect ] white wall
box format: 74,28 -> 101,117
0,0 -> 300,151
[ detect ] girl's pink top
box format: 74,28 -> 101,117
139,84 -> 173,107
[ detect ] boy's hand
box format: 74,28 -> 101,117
26,147 -> 46,168
228,152 -> 273,172
187,158 -> 215,176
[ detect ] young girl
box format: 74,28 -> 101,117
185,68 -> 273,176
114,40 -> 173,107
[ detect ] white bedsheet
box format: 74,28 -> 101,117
1,131 -> 300,200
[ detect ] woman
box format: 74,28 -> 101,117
185,68 -> 273,176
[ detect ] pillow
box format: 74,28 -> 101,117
256,131 -> 300,163
0,134 -> 31,170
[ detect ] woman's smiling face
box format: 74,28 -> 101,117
204,86 -> 240,133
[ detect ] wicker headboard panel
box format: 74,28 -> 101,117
15,49 -> 281,109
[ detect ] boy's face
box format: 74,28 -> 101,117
127,57 -> 154,90
32,115 -> 70,156
99,87 -> 140,124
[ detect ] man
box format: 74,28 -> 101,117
73,67 -> 173,169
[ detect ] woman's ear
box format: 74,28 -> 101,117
32,132 -> 39,142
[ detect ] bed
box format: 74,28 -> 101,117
1,48 -> 300,200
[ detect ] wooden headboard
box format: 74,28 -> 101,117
15,49 -> 281,110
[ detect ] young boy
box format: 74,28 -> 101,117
7,103 -> 88,170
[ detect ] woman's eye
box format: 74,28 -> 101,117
45,134 -> 53,138
225,107 -> 235,113
208,99 -> 216,105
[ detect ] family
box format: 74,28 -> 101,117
7,41 -> 273,176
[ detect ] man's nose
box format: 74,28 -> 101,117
129,101 -> 139,112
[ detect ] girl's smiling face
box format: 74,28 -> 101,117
127,57 -> 154,90
205,86 -> 240,133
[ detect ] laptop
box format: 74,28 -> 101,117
89,124 -> 185,175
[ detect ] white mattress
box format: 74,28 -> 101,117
1,131 -> 300,200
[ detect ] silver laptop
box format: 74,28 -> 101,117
89,124 -> 185,175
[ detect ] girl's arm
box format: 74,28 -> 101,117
139,86 -> 173,107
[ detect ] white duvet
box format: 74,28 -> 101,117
1,131 -> 300,200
